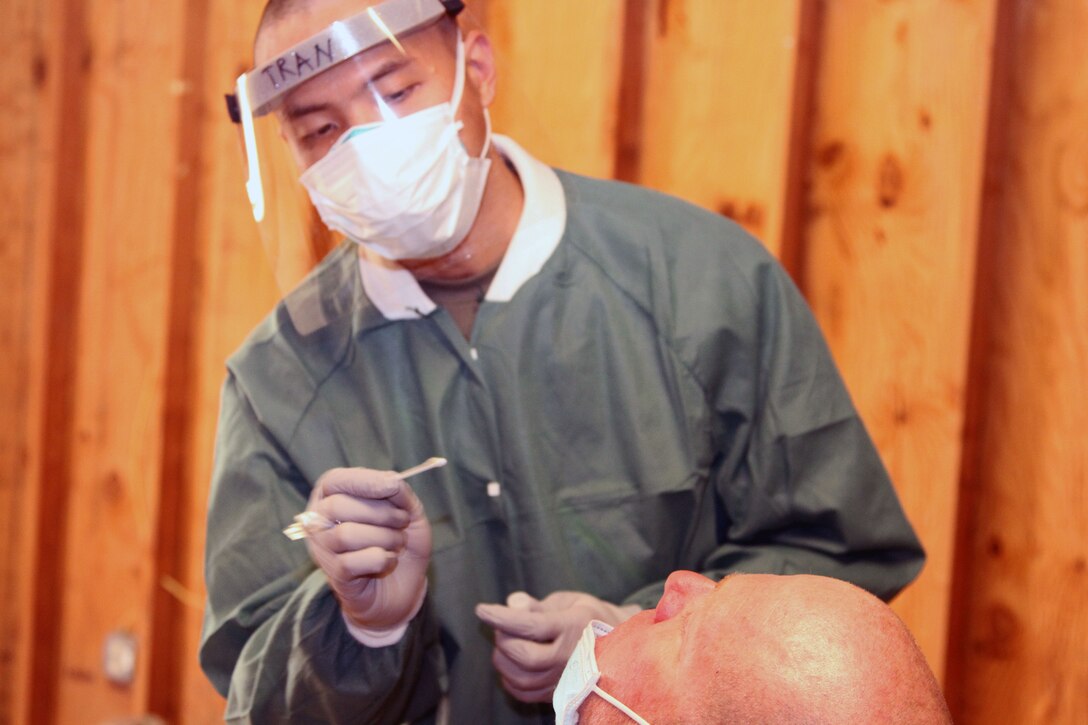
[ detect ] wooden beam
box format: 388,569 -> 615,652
946,0 -> 1088,721
800,0 -> 1000,681
635,0 -> 819,259
478,0 -> 628,179
174,0 -> 276,720
146,0 -> 213,720
0,0 -> 62,721
50,0 -> 189,719
20,0 -> 92,721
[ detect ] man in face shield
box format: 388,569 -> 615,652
200,0 -> 927,722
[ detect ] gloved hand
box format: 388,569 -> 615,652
475,590 -> 641,702
304,467 -> 432,646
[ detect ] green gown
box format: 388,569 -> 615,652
200,143 -> 924,723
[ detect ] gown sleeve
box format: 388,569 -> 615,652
199,372 -> 442,723
626,233 -> 925,608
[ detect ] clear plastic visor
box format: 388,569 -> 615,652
229,0 -> 467,294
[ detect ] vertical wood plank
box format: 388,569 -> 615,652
0,1 -> 35,710
146,0 -> 214,719
477,0 -> 627,179
636,0 -> 818,258
176,0 -> 276,720
947,0 -> 1088,721
0,1 -> 52,722
801,0 -> 1000,680
23,0 -> 92,721
52,0 -> 189,719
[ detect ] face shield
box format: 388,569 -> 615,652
227,0 -> 488,296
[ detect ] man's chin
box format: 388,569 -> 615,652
397,237 -> 480,282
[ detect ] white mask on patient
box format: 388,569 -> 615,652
553,621 -> 651,725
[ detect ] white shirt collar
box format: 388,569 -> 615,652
358,135 -> 567,320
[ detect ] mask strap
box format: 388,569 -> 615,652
450,30 -> 467,112
591,685 -> 651,725
479,107 -> 492,159
451,30 -> 490,160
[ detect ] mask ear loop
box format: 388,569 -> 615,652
449,30 -> 492,160
450,29 -> 467,111
478,107 -> 492,159
591,685 -> 652,725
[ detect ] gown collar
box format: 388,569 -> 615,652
357,135 -> 568,320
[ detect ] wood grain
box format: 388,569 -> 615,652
635,0 -> 817,258
801,0 -> 1000,681
50,0 -> 188,719
0,0 -> 52,722
477,0 -> 628,179
947,0 -> 1088,721
175,0 -> 277,721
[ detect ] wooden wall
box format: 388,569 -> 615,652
1,1 -> 1084,723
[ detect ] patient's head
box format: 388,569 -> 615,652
578,571 -> 952,724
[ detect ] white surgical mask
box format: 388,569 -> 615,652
553,621 -> 651,725
300,33 -> 492,260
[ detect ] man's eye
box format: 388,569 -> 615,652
384,83 -> 418,105
301,123 -> 337,144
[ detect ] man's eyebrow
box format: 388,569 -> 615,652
367,56 -> 414,84
284,101 -> 330,121
282,57 -> 414,120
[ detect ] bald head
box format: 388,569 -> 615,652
734,574 -> 950,723
253,0 -> 314,62
259,0 -> 308,26
580,573 -> 952,724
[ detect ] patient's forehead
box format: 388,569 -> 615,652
674,574 -> 888,673
709,573 -> 875,609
